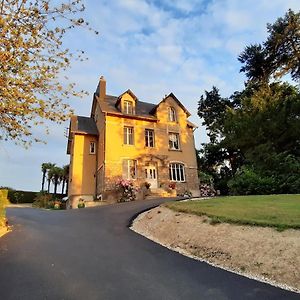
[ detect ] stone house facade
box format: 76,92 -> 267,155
67,76 -> 200,207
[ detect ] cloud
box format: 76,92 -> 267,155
1,0 -> 299,190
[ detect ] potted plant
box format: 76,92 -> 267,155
78,198 -> 85,208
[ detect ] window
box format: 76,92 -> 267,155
123,159 -> 137,179
124,126 -> 134,145
90,141 -> 96,154
145,129 -> 155,147
123,100 -> 134,115
168,107 -> 177,122
169,132 -> 180,150
169,163 -> 185,182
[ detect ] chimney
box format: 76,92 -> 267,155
99,76 -> 106,100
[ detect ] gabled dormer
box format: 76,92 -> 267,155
115,89 -> 138,115
150,93 -> 191,124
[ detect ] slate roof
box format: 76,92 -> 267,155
71,116 -> 98,135
98,95 -> 157,119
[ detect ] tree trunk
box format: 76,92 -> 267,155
54,180 -> 57,196
61,179 -> 65,195
41,171 -> 46,191
47,179 -> 50,193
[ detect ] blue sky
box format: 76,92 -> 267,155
1,0 -> 299,192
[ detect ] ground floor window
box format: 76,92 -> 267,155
122,159 -> 137,179
169,163 -> 185,182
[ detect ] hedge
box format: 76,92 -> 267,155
7,190 -> 67,204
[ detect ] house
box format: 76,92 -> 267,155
67,76 -> 200,208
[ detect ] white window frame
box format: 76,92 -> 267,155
123,159 -> 137,179
90,141 -> 96,154
169,163 -> 185,182
124,126 -> 134,145
168,107 -> 177,122
168,132 -> 180,150
123,100 -> 134,115
145,129 -> 155,148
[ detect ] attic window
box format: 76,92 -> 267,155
123,100 -> 134,115
168,107 -> 177,122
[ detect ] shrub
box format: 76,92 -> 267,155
228,167 -> 277,195
77,198 -> 85,208
115,179 -> 136,202
32,192 -> 53,208
199,184 -> 216,197
7,190 -> 37,203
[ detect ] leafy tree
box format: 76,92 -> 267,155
198,10 -> 300,195
0,0 -> 98,146
239,9 -> 300,83
266,9 -> 300,81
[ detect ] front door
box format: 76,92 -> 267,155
145,165 -> 158,189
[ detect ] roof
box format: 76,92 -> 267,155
70,116 -> 99,136
98,95 -> 157,120
150,93 -> 191,117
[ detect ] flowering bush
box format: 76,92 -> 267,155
78,198 -> 85,208
199,184 -> 216,197
116,179 -> 136,202
169,182 -> 176,189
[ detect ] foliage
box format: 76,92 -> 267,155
166,194 -> 300,230
77,198 -> 85,208
199,184 -> 216,197
169,182 -> 176,189
0,189 -> 9,228
228,167 -> 277,195
32,191 -> 52,208
115,179 -> 136,202
198,9 -> 300,195
8,190 -> 36,203
0,0 -> 98,146
32,191 -> 65,209
239,9 -> 300,83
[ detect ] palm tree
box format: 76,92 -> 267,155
46,163 -> 56,193
61,164 -> 69,195
41,162 -> 55,191
49,166 -> 63,195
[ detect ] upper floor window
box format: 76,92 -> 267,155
169,163 -> 185,182
124,100 -> 134,115
124,126 -> 134,145
145,129 -> 155,147
123,159 -> 137,179
169,132 -> 180,150
168,107 -> 177,122
90,141 -> 96,154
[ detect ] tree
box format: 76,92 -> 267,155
0,0 -> 98,146
60,164 -> 69,195
41,162 -> 55,191
266,9 -> 300,81
46,163 -> 56,193
48,166 -> 62,195
239,9 -> 300,83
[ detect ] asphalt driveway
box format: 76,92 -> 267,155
0,198 -> 298,300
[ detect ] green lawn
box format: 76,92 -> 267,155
166,194 -> 300,230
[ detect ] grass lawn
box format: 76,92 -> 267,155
165,194 -> 300,230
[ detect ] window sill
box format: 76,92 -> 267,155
168,149 -> 182,152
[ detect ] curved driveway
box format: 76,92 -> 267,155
0,198 -> 298,300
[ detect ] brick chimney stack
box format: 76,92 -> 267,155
99,76 -> 106,100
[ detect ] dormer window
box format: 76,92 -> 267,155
168,107 -> 177,122
124,100 -> 134,115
